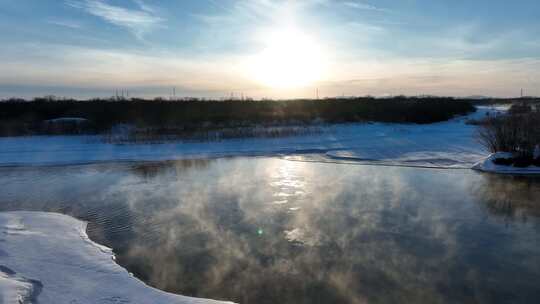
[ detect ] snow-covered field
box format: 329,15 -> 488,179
0,106 -> 505,169
0,211 -> 234,304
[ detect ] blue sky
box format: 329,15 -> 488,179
0,0 -> 539,98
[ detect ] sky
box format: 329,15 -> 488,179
0,0 -> 539,99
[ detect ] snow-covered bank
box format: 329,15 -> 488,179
473,153 -> 540,175
0,211 -> 234,304
0,106 -> 502,168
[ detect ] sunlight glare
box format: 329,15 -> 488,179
248,27 -> 326,89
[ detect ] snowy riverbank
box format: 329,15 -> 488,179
0,106 -> 504,169
0,211 -> 234,304
472,152 -> 540,175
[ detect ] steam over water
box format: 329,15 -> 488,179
1,157 -> 540,303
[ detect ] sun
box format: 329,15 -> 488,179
248,27 -> 325,89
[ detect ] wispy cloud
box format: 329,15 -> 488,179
66,0 -> 164,39
0,43 -> 252,95
342,1 -> 387,12
47,19 -> 83,29
133,0 -> 158,14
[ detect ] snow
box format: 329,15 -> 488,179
322,115 -> 487,168
0,268 -> 40,304
0,211 -> 234,304
45,117 -> 89,123
472,152 -> 540,175
0,107 -> 503,169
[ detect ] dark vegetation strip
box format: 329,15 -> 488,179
0,96 -> 477,137
476,102 -> 540,167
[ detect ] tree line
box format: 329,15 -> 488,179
0,96 -> 476,136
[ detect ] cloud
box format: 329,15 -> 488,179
47,19 -> 83,29
342,1 -> 386,12
66,0 -> 164,39
133,0 -> 157,13
0,43 -> 253,98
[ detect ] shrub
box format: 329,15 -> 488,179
476,108 -> 540,158
509,103 -> 532,115
492,157 -> 514,166
512,156 -> 533,168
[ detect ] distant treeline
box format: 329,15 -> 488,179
470,97 -> 540,106
0,96 -> 476,136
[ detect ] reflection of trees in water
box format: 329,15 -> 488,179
472,175 -> 540,220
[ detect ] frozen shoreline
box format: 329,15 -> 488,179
0,211 -> 234,304
0,107 -> 503,169
472,152 -> 540,175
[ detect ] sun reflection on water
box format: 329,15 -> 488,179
269,160 -> 307,208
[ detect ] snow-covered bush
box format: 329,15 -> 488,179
476,108 -> 540,158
